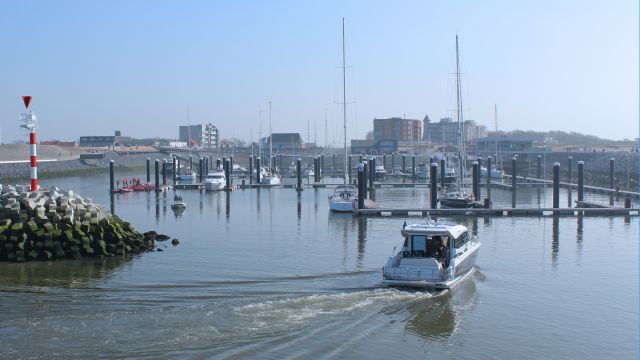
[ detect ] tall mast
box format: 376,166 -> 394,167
494,104 -> 502,169
269,101 -> 273,170
455,34 -> 466,189
258,109 -> 262,161
342,17 -> 348,184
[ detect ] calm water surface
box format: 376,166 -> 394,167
0,172 -> 637,359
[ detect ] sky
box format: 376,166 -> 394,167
0,0 -> 637,145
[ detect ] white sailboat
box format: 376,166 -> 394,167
328,18 -> 357,212
260,101 -> 282,185
440,35 -> 476,209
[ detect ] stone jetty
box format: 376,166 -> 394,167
0,184 -> 163,262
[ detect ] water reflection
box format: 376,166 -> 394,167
404,279 -> 477,341
297,191 -> 302,220
552,216 -> 559,267
576,215 -> 583,258
356,217 -> 367,269
225,191 -> 231,220
0,257 -> 131,288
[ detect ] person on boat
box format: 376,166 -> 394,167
433,236 -> 447,264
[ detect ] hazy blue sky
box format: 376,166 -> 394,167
0,0 -> 637,145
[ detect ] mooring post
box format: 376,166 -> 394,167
430,162 -> 438,209
230,155 -> 234,186
412,156 -> 416,179
383,154 -> 387,171
146,158 -> 150,183
553,162 -> 560,208
609,157 -> 615,189
199,158 -> 204,182
359,155 -> 363,164
171,157 -> 175,184
248,156 -> 253,184
391,153 -> 395,171
440,159 -> 445,189
348,155 -> 352,181
224,159 -> 231,191
189,155 -> 193,170
109,160 -> 115,192
320,155 -> 325,179
568,156 -> 573,184
256,157 -> 261,184
154,159 -> 160,190
578,161 -> 584,202
296,158 -> 302,191
313,157 -> 318,183
486,156 -> 492,200
402,155 -> 406,173
332,153 -> 336,170
537,155 -> 542,180
362,161 -> 368,200
163,158 -> 168,185
357,163 -> 364,209
368,158 -> 374,188
216,158 -> 221,170
472,161 -> 479,200
511,156 -> 517,189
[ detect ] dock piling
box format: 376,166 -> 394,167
511,156 -> 517,189
109,160 -> 114,192
154,159 -> 159,190
553,162 -> 560,208
472,161 -> 479,200
402,155 -> 406,173
332,153 -> 336,170
357,162 -> 364,209
230,156 -> 234,186
348,155 -> 352,181
537,155 -> 542,180
224,159 -> 231,191
162,159 -> 167,185
189,155 -> 193,170
296,158 -> 302,191
362,161 -> 368,200
146,158 -> 150,183
578,161 -> 584,202
412,156 -> 416,179
368,157 -> 374,188
440,159 -> 445,189
486,156 -> 492,200
430,162 -> 438,208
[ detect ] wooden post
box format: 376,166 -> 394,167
109,160 -> 115,192
296,158 -> 303,191
578,161 -> 584,202
430,162 -> 438,209
553,162 -> 560,208
146,158 -> 150,183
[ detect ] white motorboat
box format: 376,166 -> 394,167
260,167 -> 282,185
178,168 -> 197,181
439,189 -> 479,208
382,220 -> 481,290
204,168 -> 226,191
328,185 -> 357,212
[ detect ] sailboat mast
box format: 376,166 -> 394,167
269,101 -> 273,170
342,17 -> 348,184
455,34 -> 465,189
259,109 -> 262,161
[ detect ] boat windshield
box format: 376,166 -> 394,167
403,234 -> 450,260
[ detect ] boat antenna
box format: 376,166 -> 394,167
455,34 -> 466,191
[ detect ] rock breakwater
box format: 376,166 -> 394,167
0,184 -> 166,262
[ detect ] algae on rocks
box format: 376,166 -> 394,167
0,185 -> 158,262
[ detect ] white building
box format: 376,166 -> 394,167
179,123 -> 219,148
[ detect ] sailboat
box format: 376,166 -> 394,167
178,109 -> 197,181
260,101 -> 282,185
328,18 -> 357,212
486,104 -> 505,179
440,35 -> 478,209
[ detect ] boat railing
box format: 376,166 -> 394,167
383,266 -> 449,281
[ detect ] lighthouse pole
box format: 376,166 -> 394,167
20,96 -> 38,191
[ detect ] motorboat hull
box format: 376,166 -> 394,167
329,199 -> 354,212
205,181 -> 225,191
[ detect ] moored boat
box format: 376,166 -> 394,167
204,168 -> 226,191
382,220 -> 481,290
328,185 -> 357,212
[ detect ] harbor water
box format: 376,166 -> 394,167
0,172 -> 637,359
